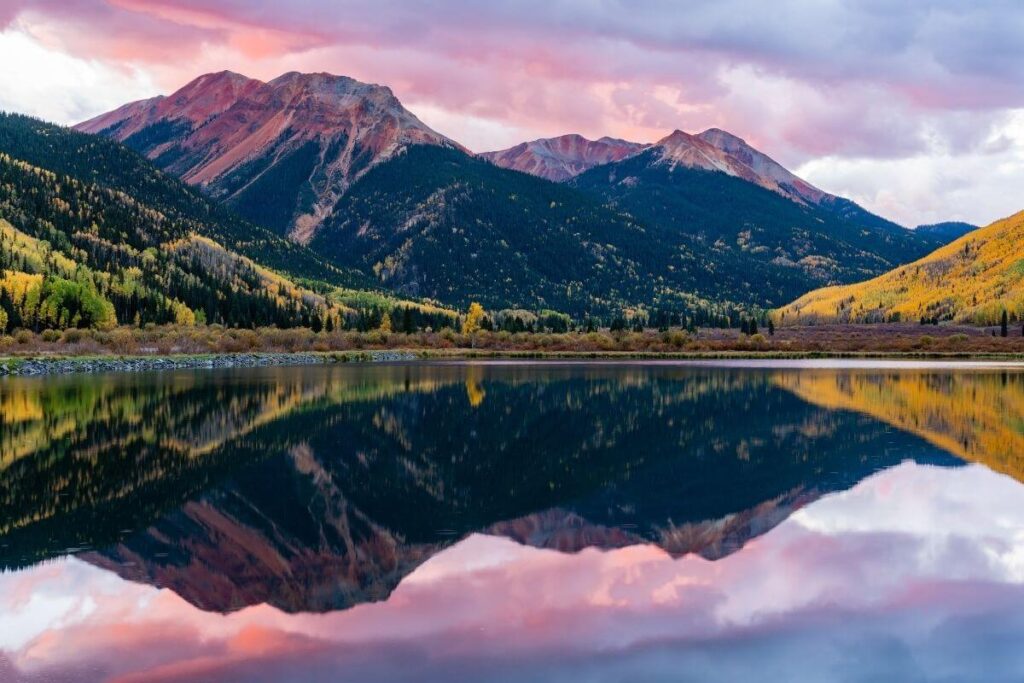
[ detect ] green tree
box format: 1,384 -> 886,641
1001,310 -> 1009,337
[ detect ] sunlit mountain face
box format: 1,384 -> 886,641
3,363 -> 1024,681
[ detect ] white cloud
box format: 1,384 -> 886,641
0,29 -> 157,125
797,111 -> 1024,227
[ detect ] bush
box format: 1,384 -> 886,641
61,328 -> 87,344
40,329 -> 62,343
15,330 -> 33,345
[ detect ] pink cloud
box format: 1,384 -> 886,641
5,0 -> 1023,159
3,0 -> 1024,225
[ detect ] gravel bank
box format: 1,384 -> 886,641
0,350 -> 419,377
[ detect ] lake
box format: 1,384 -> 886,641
3,361 -> 1024,682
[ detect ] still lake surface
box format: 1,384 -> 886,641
3,361 -> 1024,682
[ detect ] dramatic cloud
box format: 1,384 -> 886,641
2,0 -> 1024,225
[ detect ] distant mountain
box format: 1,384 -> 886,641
914,221 -> 977,241
570,143 -> 944,308
76,71 -> 463,242
480,134 -> 646,181
776,210 -> 1024,325
0,113 -> 371,329
654,129 -> 830,206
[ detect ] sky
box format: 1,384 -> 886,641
1,1 -> 1023,227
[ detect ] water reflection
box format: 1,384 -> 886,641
2,363 -> 1024,681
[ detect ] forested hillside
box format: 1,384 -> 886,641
571,149 -> 945,308
311,144 -> 738,321
0,113 -> 384,331
775,210 -> 1024,325
0,113 -> 365,287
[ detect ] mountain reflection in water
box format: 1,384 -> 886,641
2,362 -> 1024,682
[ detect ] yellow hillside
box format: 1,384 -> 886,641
776,370 -> 1024,483
775,210 -> 1024,325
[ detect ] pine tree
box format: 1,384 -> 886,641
768,318 -> 775,336
1001,310 -> 1009,337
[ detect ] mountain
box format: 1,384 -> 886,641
480,134 -> 646,181
654,129 -> 830,206
78,71 -> 944,314
775,210 -> 1024,325
305,144 -> 730,314
570,140 -> 945,307
76,71 -> 463,242
914,221 -> 977,241
0,113 -> 374,330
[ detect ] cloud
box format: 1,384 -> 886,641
1,1 -> 1024,224
0,29 -> 156,124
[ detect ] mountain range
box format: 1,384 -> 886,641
71,70 -> 955,317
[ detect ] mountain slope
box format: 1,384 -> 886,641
307,144 -> 740,315
0,113 -> 363,329
571,146 -> 944,307
480,134 -> 645,181
76,71 -> 463,241
775,210 -> 1024,325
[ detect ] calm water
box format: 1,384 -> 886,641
3,361 -> 1024,682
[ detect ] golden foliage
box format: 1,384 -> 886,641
462,301 -> 486,335
776,211 -> 1024,325
776,369 -> 1024,483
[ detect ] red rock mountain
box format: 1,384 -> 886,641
76,70 -> 462,242
484,128 -> 834,207
480,134 -> 646,181
657,128 -> 830,206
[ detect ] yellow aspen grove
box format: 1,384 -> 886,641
462,302 -> 485,335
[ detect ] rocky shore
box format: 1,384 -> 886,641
0,350 -> 419,377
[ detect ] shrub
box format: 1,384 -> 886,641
40,329 -> 61,343
61,328 -> 87,344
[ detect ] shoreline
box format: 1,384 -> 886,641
4,348 -> 1024,376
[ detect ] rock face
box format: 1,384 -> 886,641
76,71 -> 462,242
653,128 -> 830,206
480,134 -> 646,182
